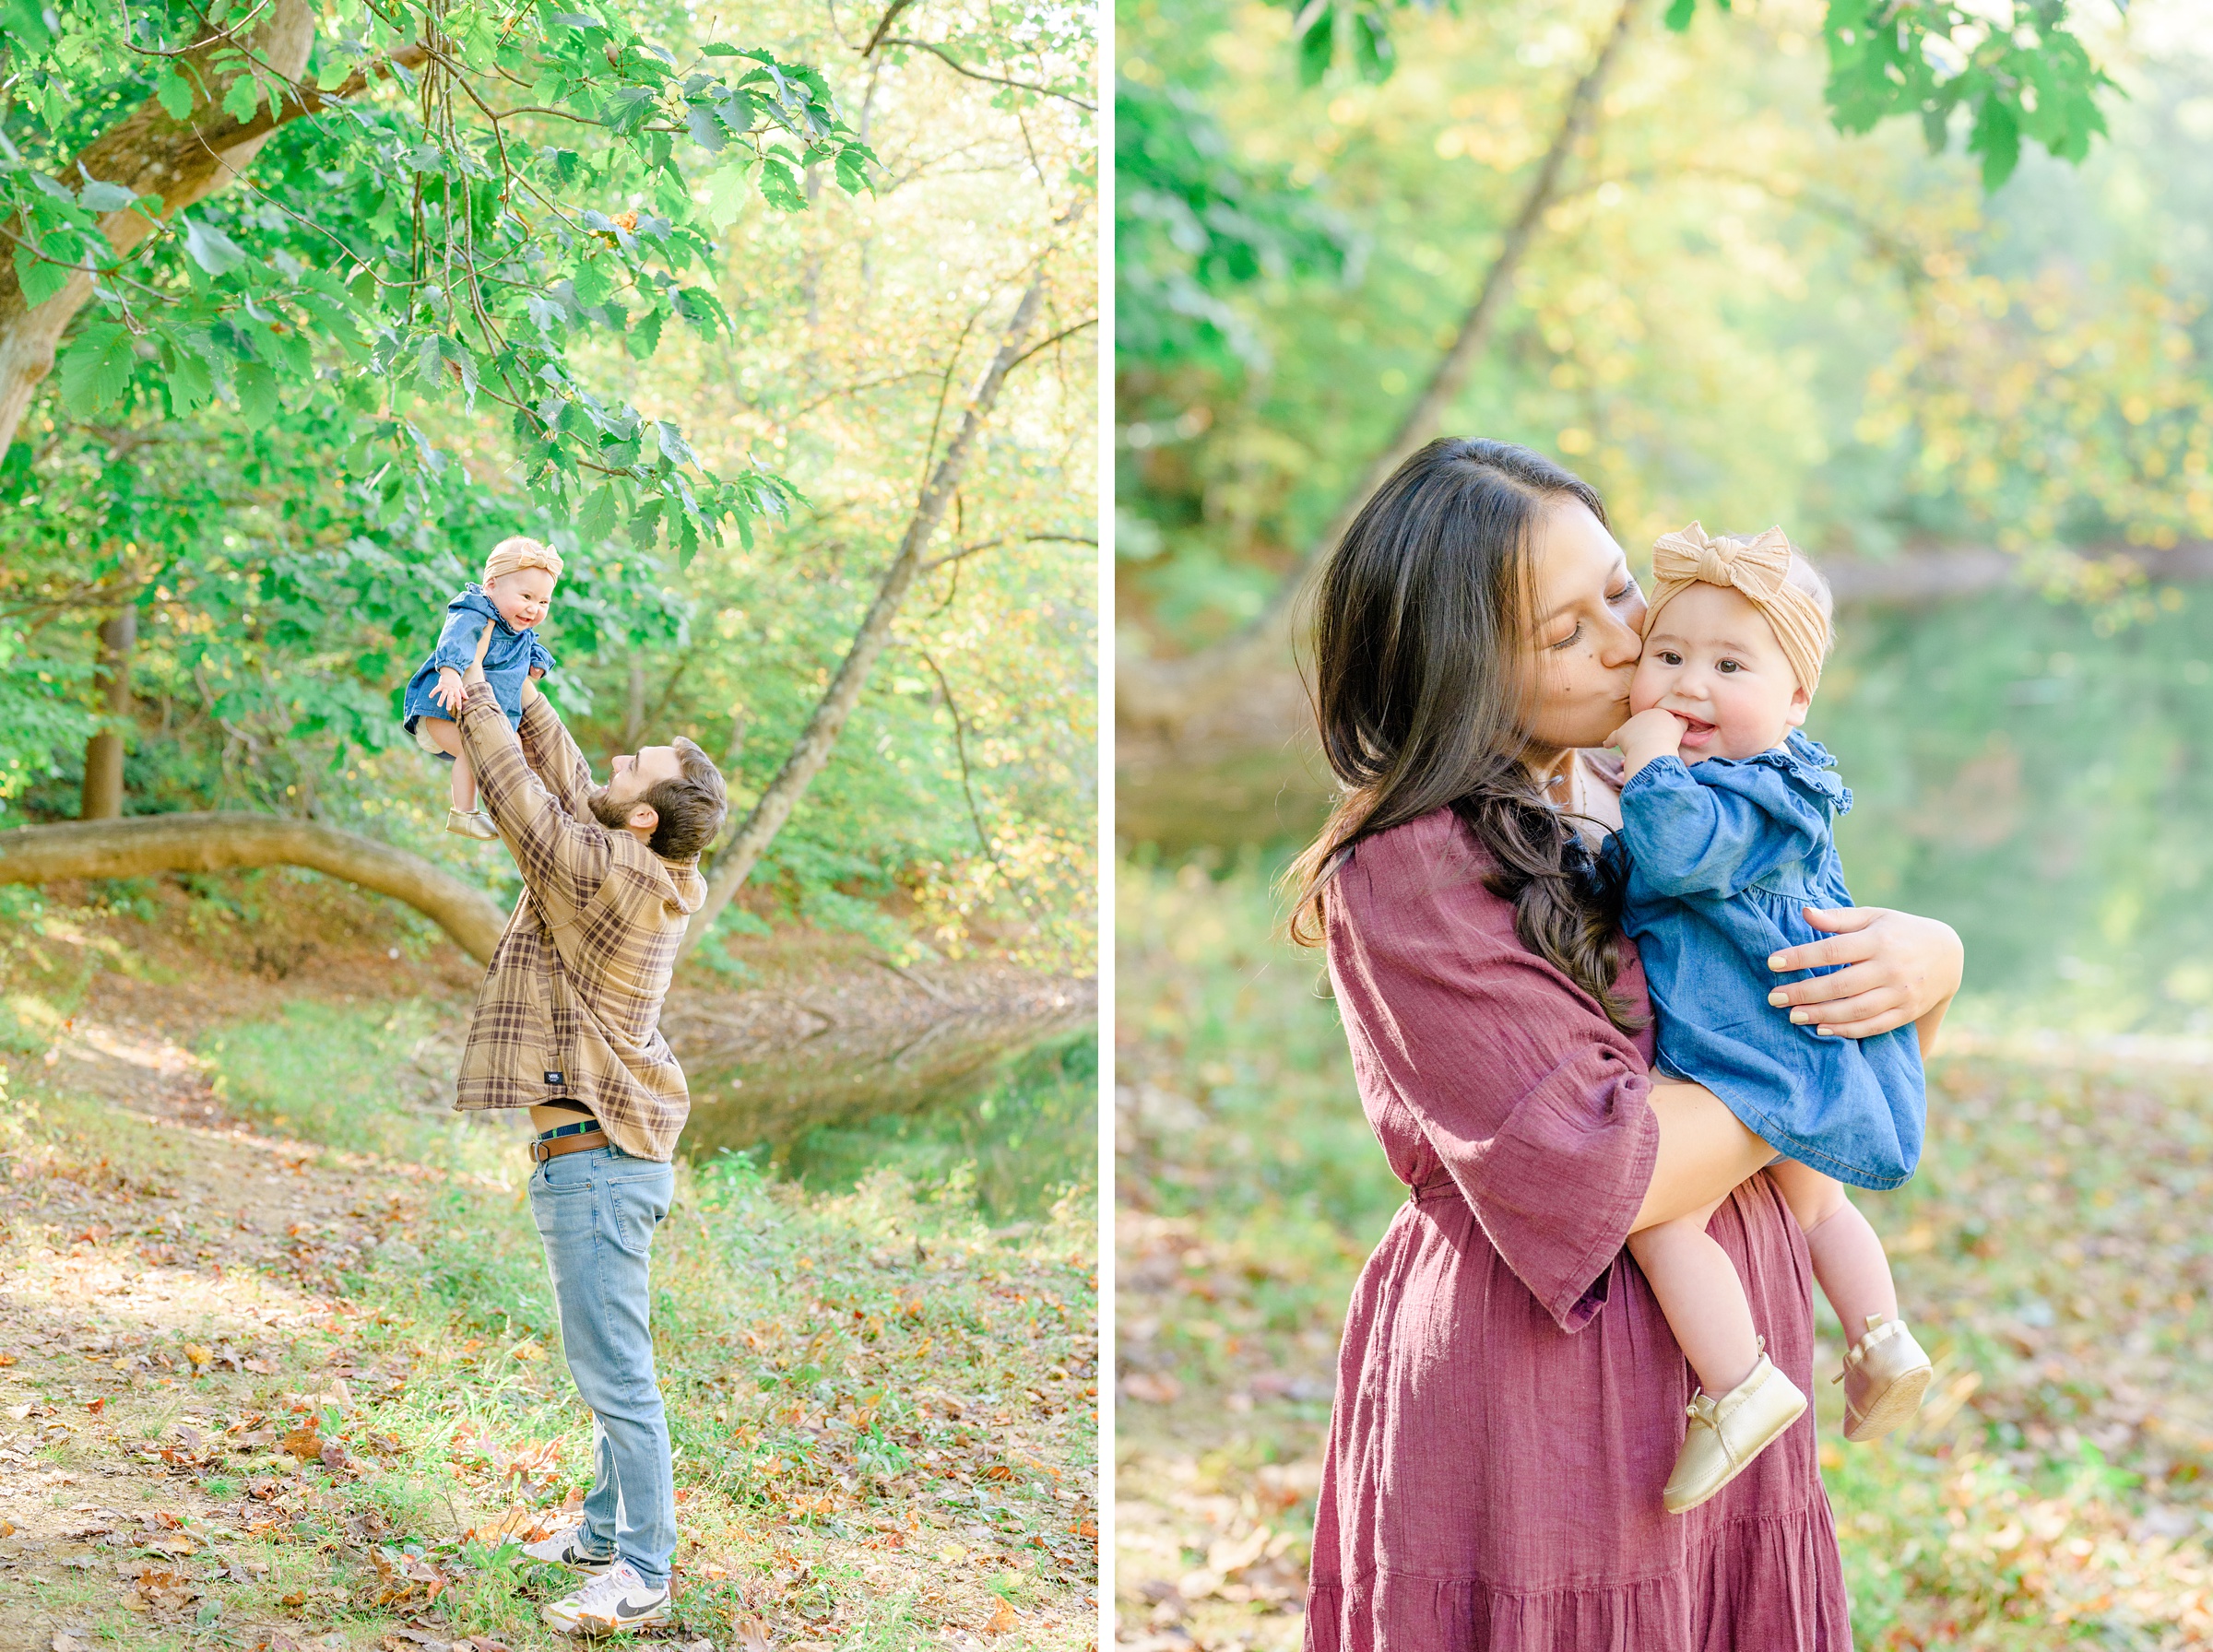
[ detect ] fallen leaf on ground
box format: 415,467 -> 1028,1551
1120,1372 -> 1181,1404
985,1599 -> 1018,1634
279,1424 -> 321,1461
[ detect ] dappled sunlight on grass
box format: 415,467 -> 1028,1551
0,959 -> 1096,1649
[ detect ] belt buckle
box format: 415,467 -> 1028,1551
530,1139 -> 552,1163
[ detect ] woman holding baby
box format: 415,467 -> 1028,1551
1293,439 -> 1962,1649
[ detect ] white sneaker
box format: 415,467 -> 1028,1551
542,1560 -> 672,1635
521,1525 -> 618,1575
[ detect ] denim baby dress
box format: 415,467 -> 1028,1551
1600,730 -> 1925,1191
399,584 -> 555,754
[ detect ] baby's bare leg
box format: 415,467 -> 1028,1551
1769,1160 -> 1898,1341
1627,1197 -> 1759,1395
420,717 -> 476,812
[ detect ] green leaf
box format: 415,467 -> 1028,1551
579,484 -> 619,542
221,72 -> 262,124
703,160 -> 753,229
233,361 -> 280,426
57,323 -> 136,416
627,305 -> 666,360
758,157 -> 803,211
1663,0 -> 1696,30
1970,92 -> 2022,190
153,65 -> 195,119
165,349 -> 214,417
181,218 -> 248,276
77,180 -> 136,212
0,0 -> 53,51
12,245 -> 69,309
686,103 -> 728,152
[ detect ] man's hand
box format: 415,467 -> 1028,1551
1607,707 -> 1687,780
432,667 -> 466,715
462,617 -> 495,688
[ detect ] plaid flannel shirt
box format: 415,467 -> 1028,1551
452,682 -> 703,1160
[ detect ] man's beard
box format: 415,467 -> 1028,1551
586,785 -> 635,832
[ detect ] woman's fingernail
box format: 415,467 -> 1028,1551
1790,1009 -> 1809,1024
1768,955 -> 1787,971
1817,1027 -> 1837,1037
1768,990 -> 1788,1007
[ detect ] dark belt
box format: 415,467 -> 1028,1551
529,1127 -> 608,1163
1405,1178 -> 1455,1205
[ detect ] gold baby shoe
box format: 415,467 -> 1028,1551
1663,1346 -> 1808,1515
445,808 -> 501,841
1837,1313 -> 1933,1443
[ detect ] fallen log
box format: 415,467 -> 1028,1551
0,811 -> 505,963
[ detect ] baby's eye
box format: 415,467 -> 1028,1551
1657,650 -> 1682,666
1716,659 -> 1741,674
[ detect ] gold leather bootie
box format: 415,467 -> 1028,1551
1837,1313 -> 1933,1443
1663,1345 -> 1807,1515
445,808 -> 500,841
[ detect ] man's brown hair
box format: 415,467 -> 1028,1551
641,738 -> 728,861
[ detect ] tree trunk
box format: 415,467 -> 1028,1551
79,608 -> 136,820
0,12 -> 428,453
0,812 -> 508,962
1115,0 -> 1640,732
623,655 -> 647,751
678,276 -> 1047,962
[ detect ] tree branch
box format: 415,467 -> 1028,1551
679,276 -> 1047,962
879,39 -> 1095,112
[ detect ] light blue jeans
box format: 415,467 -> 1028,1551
527,1143 -> 676,1587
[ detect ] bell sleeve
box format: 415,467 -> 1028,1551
1330,836 -> 1660,1331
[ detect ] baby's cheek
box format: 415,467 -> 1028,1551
1625,658 -> 1665,714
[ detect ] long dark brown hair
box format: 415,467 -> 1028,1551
1284,436 -> 1643,1030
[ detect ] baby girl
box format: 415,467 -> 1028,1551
400,537 -> 562,839
1602,523 -> 1938,1514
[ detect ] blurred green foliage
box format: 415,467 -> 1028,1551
1117,0 -> 2211,657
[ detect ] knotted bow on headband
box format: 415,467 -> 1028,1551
481,537 -> 565,587
1644,521 -> 1830,695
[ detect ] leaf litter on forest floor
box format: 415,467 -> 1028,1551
0,987 -> 1098,1649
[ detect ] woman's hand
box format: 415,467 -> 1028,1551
1767,906 -> 1962,1041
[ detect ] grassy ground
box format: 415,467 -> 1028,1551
0,877 -> 1098,1651
1114,858 -> 2213,1652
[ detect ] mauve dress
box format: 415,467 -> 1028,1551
1304,808 -> 1850,1652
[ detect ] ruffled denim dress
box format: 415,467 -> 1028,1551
1600,731 -> 1925,1191
399,584 -> 555,754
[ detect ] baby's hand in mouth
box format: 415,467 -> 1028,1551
1607,707 -> 1692,777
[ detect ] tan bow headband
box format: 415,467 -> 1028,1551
1644,522 -> 1830,695
482,537 -> 564,587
